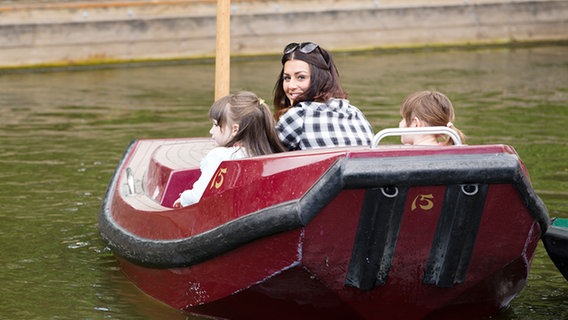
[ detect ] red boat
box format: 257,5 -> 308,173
99,128 -> 550,319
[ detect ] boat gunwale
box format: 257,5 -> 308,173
98,140 -> 550,269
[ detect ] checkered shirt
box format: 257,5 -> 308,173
276,99 -> 374,150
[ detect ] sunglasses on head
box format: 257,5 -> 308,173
283,42 -> 319,55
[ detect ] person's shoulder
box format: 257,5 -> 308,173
301,100 -> 327,108
329,98 -> 353,107
229,146 -> 247,159
206,146 -> 237,159
306,98 -> 353,112
297,100 -> 330,113
331,98 -> 366,113
202,147 -> 247,166
280,105 -> 307,121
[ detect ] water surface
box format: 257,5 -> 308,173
0,45 -> 566,319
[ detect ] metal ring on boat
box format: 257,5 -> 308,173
381,186 -> 399,198
461,184 -> 479,196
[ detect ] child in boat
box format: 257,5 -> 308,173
173,91 -> 285,207
273,42 -> 374,150
399,90 -> 466,146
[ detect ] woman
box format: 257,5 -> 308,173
273,42 -> 374,150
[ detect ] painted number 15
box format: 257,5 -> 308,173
411,194 -> 434,211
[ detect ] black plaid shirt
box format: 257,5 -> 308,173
276,99 -> 374,150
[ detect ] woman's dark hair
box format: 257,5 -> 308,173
273,43 -> 347,120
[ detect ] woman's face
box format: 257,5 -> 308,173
282,59 -> 311,106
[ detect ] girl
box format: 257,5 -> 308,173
399,90 -> 466,146
173,91 -> 285,207
273,42 -> 374,150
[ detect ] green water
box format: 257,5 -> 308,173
0,45 -> 567,319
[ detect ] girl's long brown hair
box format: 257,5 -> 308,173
212,91 -> 286,156
400,90 -> 466,145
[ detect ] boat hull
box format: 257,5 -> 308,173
99,138 -> 550,319
542,218 -> 568,281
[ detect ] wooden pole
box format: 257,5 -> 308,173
215,0 -> 230,100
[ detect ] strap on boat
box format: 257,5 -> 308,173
345,186 -> 408,290
422,184 -> 488,287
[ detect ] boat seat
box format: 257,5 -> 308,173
144,139 -> 215,206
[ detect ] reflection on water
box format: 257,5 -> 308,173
0,45 -> 566,319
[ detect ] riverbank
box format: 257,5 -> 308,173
1,0 -> 567,68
